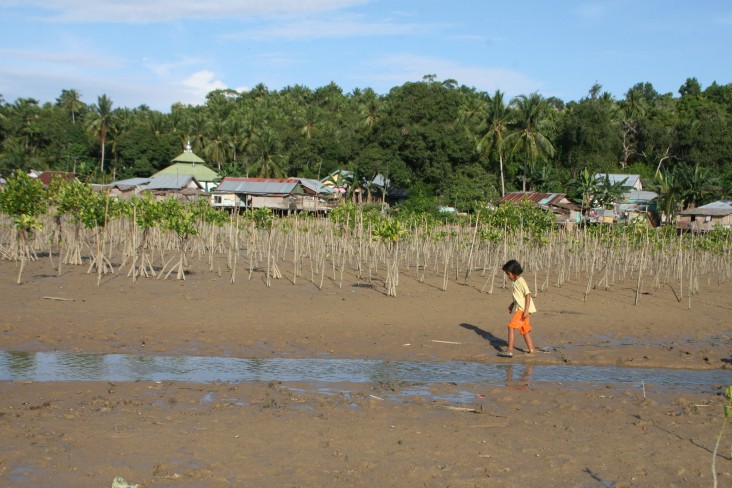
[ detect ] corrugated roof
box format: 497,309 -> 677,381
147,174 -> 202,190
214,177 -> 299,195
499,192 -> 569,206
110,177 -> 151,189
153,163 -> 219,182
291,178 -> 336,194
595,173 -> 641,187
679,200 -> 732,216
622,190 -> 658,202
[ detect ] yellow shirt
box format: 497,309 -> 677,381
512,276 -> 537,313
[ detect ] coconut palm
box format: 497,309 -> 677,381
247,129 -> 285,178
203,119 -> 227,170
85,94 -> 114,174
224,114 -> 250,164
299,106 -> 321,141
57,89 -> 84,125
504,93 -> 555,192
359,88 -> 383,130
477,90 -> 511,196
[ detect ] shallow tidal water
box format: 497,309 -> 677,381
0,350 -> 728,395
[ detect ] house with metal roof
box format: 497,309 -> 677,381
103,175 -> 205,201
615,190 -> 659,225
143,174 -> 205,201
152,142 -> 220,191
594,173 -> 643,191
211,177 -> 337,213
499,192 -> 582,227
320,169 -> 405,205
676,200 -> 732,232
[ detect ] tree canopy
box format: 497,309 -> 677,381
1,76 -> 730,211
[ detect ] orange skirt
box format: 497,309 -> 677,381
508,310 -> 532,335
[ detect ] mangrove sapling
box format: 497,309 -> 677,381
12,215 -> 43,284
0,170 -> 48,284
126,195 -> 161,281
157,198 -> 199,281
80,191 -> 116,283
371,217 -> 405,297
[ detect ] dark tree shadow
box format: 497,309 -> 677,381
458,323 -> 506,352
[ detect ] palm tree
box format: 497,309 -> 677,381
85,94 -> 114,174
299,106 -> 321,141
224,115 -> 250,164
9,98 -> 41,151
360,90 -> 383,131
504,93 -> 555,192
203,119 -> 227,170
477,90 -> 511,196
247,129 -> 285,178
145,111 -> 168,139
186,112 -> 208,154
58,89 -> 84,125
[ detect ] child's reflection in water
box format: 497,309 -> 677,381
505,364 -> 534,390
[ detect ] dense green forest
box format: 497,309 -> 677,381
1,75 -> 730,213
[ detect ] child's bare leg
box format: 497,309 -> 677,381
507,327 -> 516,352
523,331 -> 535,353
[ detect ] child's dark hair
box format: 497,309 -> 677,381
502,259 -> 523,275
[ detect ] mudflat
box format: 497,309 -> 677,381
0,256 -> 730,487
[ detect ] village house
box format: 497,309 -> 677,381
614,190 -> 659,225
142,174 -> 205,201
676,200 -> 732,232
103,175 -> 205,201
211,177 -> 337,213
594,173 -> 644,191
104,177 -> 151,199
498,192 -> 582,228
320,169 -> 406,206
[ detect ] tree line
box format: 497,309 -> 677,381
1,75 -> 730,217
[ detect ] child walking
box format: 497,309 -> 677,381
498,259 -> 536,358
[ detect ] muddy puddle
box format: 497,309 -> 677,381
0,351 -> 728,395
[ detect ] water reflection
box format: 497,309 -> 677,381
0,351 -> 728,393
504,364 -> 534,390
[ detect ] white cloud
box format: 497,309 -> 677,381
180,70 -> 227,102
14,0 -> 370,23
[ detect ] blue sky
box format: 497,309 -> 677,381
1,0 -> 730,111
